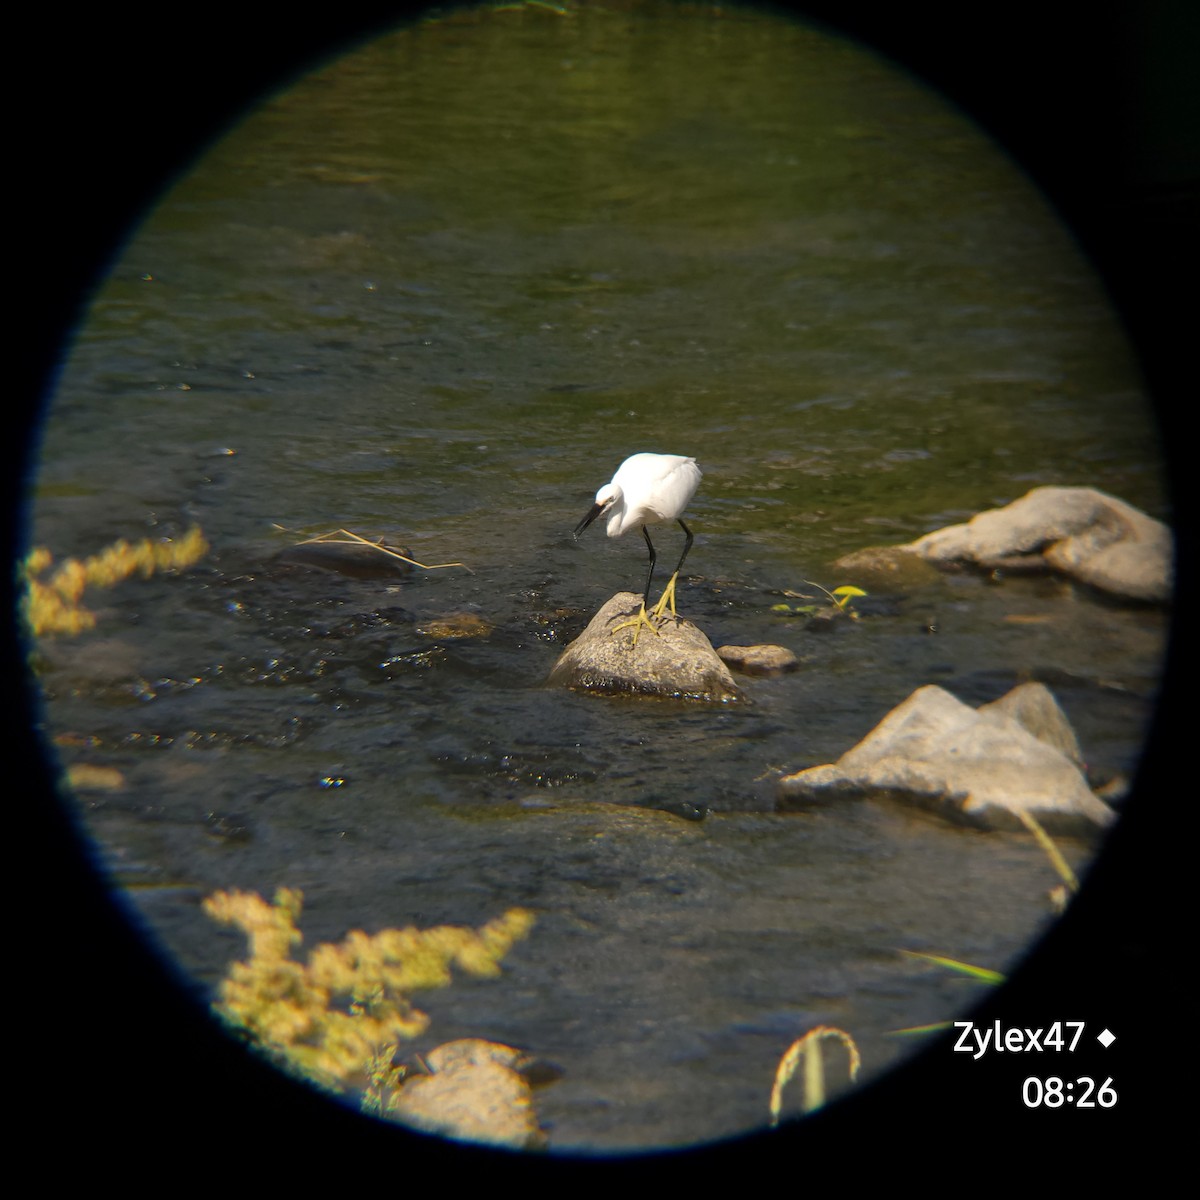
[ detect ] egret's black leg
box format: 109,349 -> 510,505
672,519 -> 693,579
650,519 -> 694,620
641,526 -> 657,610
612,525 -> 661,647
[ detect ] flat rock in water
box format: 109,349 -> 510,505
391,1039 -> 547,1150
777,683 -> 1115,833
907,486 -> 1172,603
717,644 -> 799,676
547,592 -> 743,702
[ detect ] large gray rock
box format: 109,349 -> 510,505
909,486 -> 1172,603
547,592 -> 743,702
777,683 -> 1115,833
391,1039 -> 547,1150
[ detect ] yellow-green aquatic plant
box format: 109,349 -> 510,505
203,888 -> 535,1105
892,811 -> 1081,1036
771,582 -> 866,618
20,526 -> 209,636
1016,808 -> 1080,905
769,1026 -> 861,1123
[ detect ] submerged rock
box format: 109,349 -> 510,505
391,1039 -> 549,1151
275,537 -> 415,580
828,546 -> 943,591
717,644 -> 799,676
909,486 -> 1171,603
777,683 -> 1115,833
417,611 -> 495,639
547,592 -> 743,702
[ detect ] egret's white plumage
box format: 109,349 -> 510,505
573,452 -> 702,644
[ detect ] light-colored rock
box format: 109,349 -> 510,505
908,486 -> 1172,603
391,1039 -> 547,1150
777,683 -> 1115,833
717,644 -> 799,676
977,681 -> 1084,768
547,592 -> 743,702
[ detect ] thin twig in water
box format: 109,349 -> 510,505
277,525 -> 473,574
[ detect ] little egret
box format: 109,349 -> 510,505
573,452 -> 702,645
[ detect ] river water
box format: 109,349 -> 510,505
26,1 -> 1166,1152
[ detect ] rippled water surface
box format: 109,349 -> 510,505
28,1 -> 1166,1152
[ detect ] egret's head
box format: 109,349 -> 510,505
573,483 -> 621,541
594,483 -> 619,510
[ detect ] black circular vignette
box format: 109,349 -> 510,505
11,0 -> 1192,1178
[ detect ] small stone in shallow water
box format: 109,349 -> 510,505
417,612 -> 495,639
716,644 -> 799,676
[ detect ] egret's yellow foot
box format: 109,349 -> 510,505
650,572 -> 681,621
611,603 -> 660,647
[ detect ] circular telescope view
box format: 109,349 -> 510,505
19,0 -> 1171,1158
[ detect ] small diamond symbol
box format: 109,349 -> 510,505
1097,1028 -> 1116,1048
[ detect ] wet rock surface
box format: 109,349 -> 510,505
547,592 -> 744,702
777,683 -> 1116,833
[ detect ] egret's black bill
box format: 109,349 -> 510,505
574,503 -> 603,540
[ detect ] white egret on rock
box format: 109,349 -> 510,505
573,452 -> 702,645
